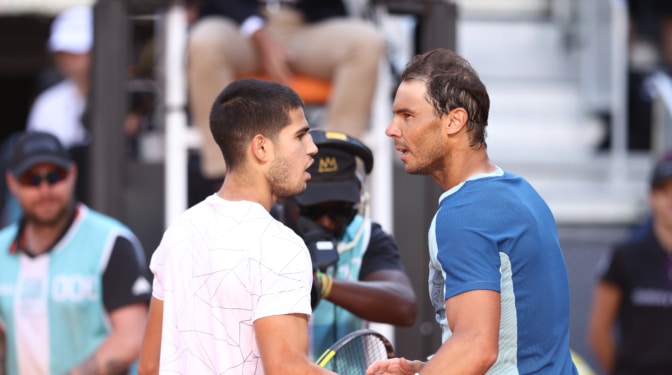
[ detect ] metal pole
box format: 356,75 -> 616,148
89,0 -> 128,219
163,0 -> 188,229
610,0 -> 628,184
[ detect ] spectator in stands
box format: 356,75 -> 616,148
187,0 -> 385,200
587,150 -> 672,375
26,5 -> 93,203
27,5 -> 154,202
628,0 -> 672,72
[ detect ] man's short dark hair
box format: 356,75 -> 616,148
209,78 -> 304,170
401,49 -> 490,149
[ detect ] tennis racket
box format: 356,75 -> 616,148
315,329 -> 395,374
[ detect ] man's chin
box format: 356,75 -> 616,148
26,214 -> 61,227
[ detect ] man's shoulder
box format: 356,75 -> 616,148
614,232 -> 657,256
0,223 -> 17,245
77,206 -> 140,243
31,80 -> 76,106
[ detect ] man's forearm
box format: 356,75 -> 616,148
66,355 -> 127,375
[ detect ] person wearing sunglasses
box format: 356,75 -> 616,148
0,131 -> 151,374
274,130 -> 418,359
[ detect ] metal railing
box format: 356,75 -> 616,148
608,0 -> 629,183
649,71 -> 672,158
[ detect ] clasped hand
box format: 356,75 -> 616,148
365,357 -> 423,375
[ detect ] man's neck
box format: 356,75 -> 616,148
23,204 -> 76,256
217,175 -> 273,212
654,218 -> 672,254
436,150 -> 495,190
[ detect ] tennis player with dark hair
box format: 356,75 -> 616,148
366,49 -> 578,374
138,78 -> 336,374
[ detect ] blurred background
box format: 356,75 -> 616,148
1,0 -> 670,373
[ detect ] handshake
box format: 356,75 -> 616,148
296,216 -> 339,310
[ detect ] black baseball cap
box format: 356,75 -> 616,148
295,146 -> 361,206
7,132 -> 72,177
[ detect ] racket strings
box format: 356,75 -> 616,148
326,334 -> 392,375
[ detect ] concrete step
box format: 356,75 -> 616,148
484,79 -> 605,164
457,19 -> 575,80
454,0 -> 551,20
501,153 -> 651,224
454,17 -> 650,225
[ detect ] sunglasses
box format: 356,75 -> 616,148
299,203 -> 358,224
18,168 -> 69,187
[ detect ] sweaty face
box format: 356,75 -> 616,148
387,80 -> 446,176
9,163 -> 75,227
268,107 -> 317,197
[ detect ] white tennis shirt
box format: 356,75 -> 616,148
150,195 -> 313,374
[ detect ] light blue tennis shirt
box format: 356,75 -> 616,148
428,168 -> 578,374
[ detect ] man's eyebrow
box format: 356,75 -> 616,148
393,106 -> 412,114
295,126 -> 310,136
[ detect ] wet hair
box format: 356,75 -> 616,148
401,49 -> 490,149
209,78 -> 304,170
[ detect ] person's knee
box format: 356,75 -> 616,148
347,22 -> 386,61
188,16 -> 238,56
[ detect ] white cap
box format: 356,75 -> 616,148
48,5 -> 93,54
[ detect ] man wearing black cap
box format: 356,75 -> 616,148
588,151 -> 672,375
275,130 -> 417,359
0,131 -> 151,374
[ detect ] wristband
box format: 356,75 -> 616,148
319,272 -> 333,298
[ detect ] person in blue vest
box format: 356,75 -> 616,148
274,129 -> 417,358
0,131 -> 151,374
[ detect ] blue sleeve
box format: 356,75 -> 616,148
435,202 -> 502,300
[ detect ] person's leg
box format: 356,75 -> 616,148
659,16 -> 672,71
187,16 -> 259,179
282,17 -> 386,139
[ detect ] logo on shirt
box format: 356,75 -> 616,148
631,288 -> 672,307
52,274 -> 98,302
132,276 -> 151,296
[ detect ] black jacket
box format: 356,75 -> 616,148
199,0 -> 348,24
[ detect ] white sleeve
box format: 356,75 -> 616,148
253,226 -> 313,321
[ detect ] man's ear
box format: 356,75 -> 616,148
446,107 -> 468,135
250,134 -> 271,163
5,173 -> 18,196
68,164 -> 78,182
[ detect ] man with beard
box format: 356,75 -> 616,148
0,131 -> 151,374
138,78 -> 336,375
365,49 -> 578,375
